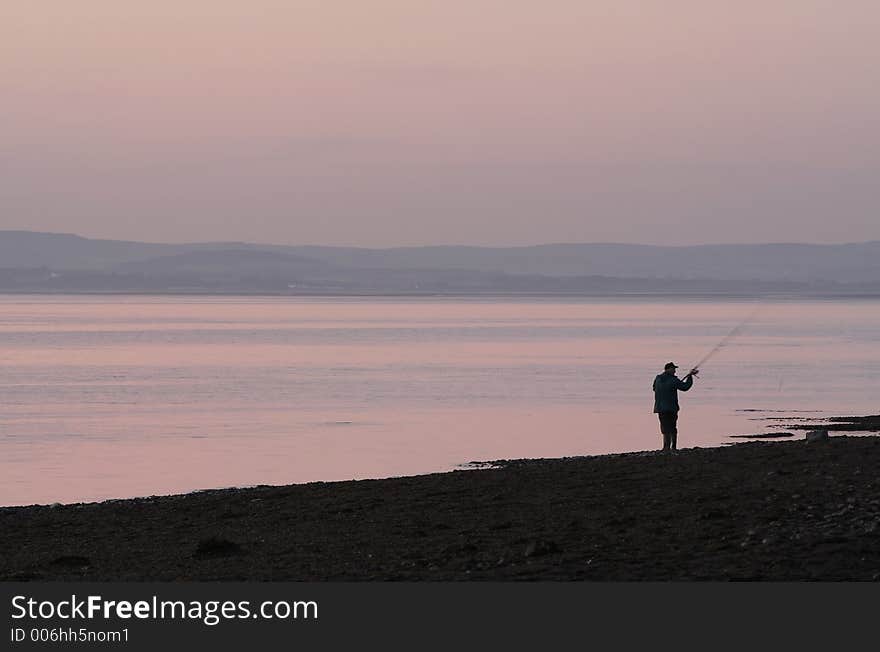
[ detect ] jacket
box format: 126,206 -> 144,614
653,372 -> 693,413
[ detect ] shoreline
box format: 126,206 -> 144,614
2,430 -> 879,581
5,413 -> 876,511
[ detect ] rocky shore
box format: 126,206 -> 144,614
2,432 -> 879,581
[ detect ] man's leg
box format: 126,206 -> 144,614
658,414 -> 665,449
659,413 -> 673,450
669,413 -> 678,450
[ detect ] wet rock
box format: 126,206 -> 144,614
194,537 -> 244,559
50,555 -> 90,568
524,540 -> 559,557
730,432 -> 795,439
806,429 -> 829,442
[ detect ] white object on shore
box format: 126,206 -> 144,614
806,429 -> 829,442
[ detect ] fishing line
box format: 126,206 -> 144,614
687,303 -> 764,375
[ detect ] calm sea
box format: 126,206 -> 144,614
1,295 -> 878,506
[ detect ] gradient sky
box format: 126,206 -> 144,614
2,1 -> 878,246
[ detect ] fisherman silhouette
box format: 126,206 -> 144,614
652,362 -> 698,451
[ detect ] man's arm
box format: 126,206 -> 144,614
677,374 -> 694,391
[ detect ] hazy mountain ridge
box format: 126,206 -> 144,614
283,241 -> 880,282
0,231 -> 180,269
113,248 -> 338,276
1,231 -> 879,294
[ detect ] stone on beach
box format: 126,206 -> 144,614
806,429 -> 829,442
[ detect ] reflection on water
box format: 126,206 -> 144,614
0,295 -> 878,505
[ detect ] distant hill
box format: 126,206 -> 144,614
1,231 -> 879,294
283,242 -> 880,283
0,231 -> 180,269
114,249 -> 337,277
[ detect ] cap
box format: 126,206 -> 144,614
664,362 -> 678,370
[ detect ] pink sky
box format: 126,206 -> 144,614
2,1 -> 878,246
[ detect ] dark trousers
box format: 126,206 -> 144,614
658,412 -> 678,450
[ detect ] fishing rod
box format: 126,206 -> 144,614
684,304 -> 763,377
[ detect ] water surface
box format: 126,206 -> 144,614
1,295 -> 878,505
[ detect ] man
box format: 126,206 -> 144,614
653,362 -> 698,451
